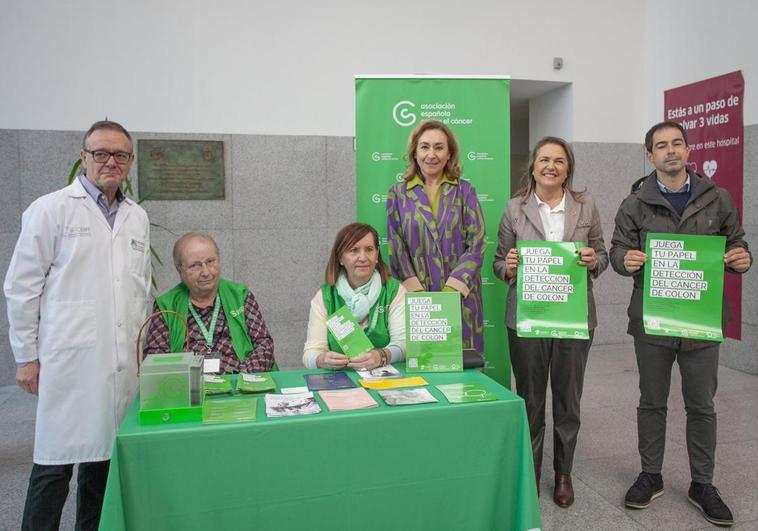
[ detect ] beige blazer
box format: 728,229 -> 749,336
493,191 -> 608,330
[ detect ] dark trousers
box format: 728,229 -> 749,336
634,338 -> 719,483
22,460 -> 110,531
508,328 -> 593,475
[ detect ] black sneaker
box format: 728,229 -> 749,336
624,471 -> 664,509
688,482 -> 734,526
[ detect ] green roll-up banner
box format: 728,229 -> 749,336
643,233 -> 726,341
355,76 -> 511,388
516,241 -> 590,339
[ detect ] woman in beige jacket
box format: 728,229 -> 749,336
493,136 -> 608,508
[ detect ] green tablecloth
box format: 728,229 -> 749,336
100,367 -> 542,531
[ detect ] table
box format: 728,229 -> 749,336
100,367 -> 542,531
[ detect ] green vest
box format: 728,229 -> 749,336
156,278 -> 254,362
321,278 -> 400,354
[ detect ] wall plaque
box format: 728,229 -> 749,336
138,139 -> 225,200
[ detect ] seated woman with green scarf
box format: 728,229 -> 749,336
144,232 -> 275,373
303,223 -> 406,370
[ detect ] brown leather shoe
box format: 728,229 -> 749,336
553,474 -> 574,508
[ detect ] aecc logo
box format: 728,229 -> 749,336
392,100 -> 417,127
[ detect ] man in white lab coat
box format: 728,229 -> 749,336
4,120 -> 151,531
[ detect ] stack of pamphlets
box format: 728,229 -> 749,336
203,374 -> 234,395
355,365 -> 402,381
265,392 -> 321,417
436,383 -> 498,403
237,372 -> 276,394
378,388 -> 438,406
304,372 -> 357,391
319,387 -> 378,411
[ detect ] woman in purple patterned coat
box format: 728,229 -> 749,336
386,120 -> 486,353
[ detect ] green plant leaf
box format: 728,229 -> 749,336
67,159 -> 82,185
150,245 -> 164,266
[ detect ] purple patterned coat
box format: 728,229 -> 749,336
386,179 -> 486,352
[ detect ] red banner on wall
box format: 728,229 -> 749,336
664,71 -> 744,339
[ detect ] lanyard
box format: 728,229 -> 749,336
188,297 -> 221,350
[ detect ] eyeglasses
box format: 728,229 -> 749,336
183,257 -> 218,273
84,149 -> 133,164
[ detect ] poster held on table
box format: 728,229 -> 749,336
405,291 -> 463,372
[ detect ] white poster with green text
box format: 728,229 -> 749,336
355,76 -> 511,387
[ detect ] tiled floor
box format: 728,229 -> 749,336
538,344 -> 758,531
1,343 -> 756,530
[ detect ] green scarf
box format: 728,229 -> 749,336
321,277 -> 400,354
156,278 -> 254,362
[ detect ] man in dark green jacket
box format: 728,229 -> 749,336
610,121 -> 751,527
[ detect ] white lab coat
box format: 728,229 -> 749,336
4,179 -> 151,464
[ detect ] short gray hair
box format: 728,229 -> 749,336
83,120 -> 133,151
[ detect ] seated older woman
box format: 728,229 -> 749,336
143,232 -> 275,373
303,223 -> 406,370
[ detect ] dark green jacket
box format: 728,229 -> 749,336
609,169 -> 750,349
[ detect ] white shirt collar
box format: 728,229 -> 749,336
534,191 -> 566,212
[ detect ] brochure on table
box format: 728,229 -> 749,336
379,388 -> 438,406
304,372 -> 357,391
204,374 -> 234,396
265,392 -> 321,417
319,387 -> 378,411
355,364 -> 402,381
237,372 -> 276,394
405,291 -> 463,372
203,397 -> 258,424
436,383 -> 498,403
360,376 -> 428,390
